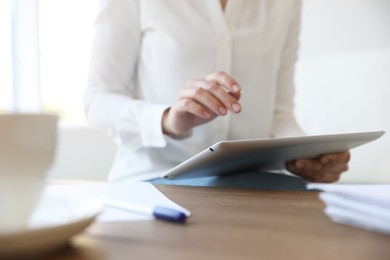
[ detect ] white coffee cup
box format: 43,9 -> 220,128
0,113 -> 58,233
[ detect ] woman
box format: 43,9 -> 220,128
84,0 -> 350,183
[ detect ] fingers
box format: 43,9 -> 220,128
287,161 -> 342,183
319,152 -> 350,172
175,98 -> 214,120
180,76 -> 242,117
204,71 -> 241,94
286,151 -> 350,183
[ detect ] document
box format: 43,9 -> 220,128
44,182 -> 191,222
308,183 -> 390,235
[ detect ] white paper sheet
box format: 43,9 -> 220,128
322,196 -> 390,235
308,183 -> 390,207
319,193 -> 390,220
43,182 -> 191,222
307,183 -> 390,235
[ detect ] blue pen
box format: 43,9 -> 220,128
98,196 -> 187,223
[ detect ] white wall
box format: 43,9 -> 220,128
296,0 -> 390,183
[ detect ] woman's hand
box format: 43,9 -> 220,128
286,151 -> 351,183
162,71 -> 242,138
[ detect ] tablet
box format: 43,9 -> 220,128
161,131 -> 385,179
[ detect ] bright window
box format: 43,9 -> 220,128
1,0 -> 98,124
39,0 -> 98,124
0,0 -> 13,112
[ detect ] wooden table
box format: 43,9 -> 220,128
48,185 -> 390,260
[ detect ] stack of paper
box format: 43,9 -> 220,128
307,183 -> 390,235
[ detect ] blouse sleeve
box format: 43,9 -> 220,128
83,0 -> 169,147
272,0 -> 305,137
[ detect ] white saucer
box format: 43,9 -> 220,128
0,195 -> 102,258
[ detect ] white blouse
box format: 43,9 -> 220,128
84,0 -> 304,181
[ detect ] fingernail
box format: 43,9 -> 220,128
321,158 -> 330,164
218,106 -> 227,115
232,103 -> 241,113
296,162 -> 304,169
232,84 -> 240,93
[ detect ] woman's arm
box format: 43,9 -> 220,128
84,0 -> 168,148
272,0 -> 304,138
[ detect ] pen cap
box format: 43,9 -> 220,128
153,206 -> 187,223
